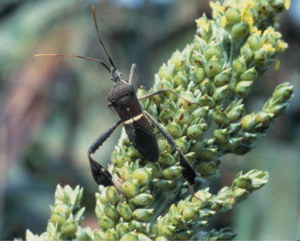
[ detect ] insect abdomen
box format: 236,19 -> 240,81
112,94 -> 159,162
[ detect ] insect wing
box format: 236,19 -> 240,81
129,118 -> 159,162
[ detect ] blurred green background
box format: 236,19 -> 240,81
0,0 -> 299,240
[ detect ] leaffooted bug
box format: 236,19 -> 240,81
36,6 -> 201,198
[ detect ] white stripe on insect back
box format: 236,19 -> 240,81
124,113 -> 144,125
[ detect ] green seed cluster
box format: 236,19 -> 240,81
22,185 -> 93,241
94,185 -> 154,240
153,169 -> 267,240
20,0 -> 292,240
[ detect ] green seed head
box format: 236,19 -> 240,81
204,39 -> 223,60
54,203 -> 71,217
240,67 -> 258,81
159,107 -> 174,123
159,151 -> 176,165
176,230 -> 193,240
230,143 -> 251,155
194,35 -> 208,51
175,136 -> 190,153
115,153 -> 133,167
177,91 -> 198,113
195,146 -> 218,161
254,48 -> 269,67
182,204 -> 199,221
105,229 -> 119,241
213,109 -> 230,126
104,202 -> 119,220
228,122 -> 242,134
117,202 -> 133,221
94,230 -> 107,240
166,121 -> 183,139
190,50 -> 205,67
254,0 -> 271,17
158,137 -> 173,153
196,26 -> 211,43
234,80 -> 253,97
191,106 -> 209,119
174,108 -> 192,127
132,168 -> 152,186
61,220 -> 77,237
233,56 -> 247,75
241,43 -> 254,64
248,34 -> 262,50
189,65 -> 205,84
170,50 -> 186,72
158,63 -> 175,82
212,85 -> 229,102
233,188 -> 249,202
159,222 -> 176,239
120,231 -> 139,241
197,160 -> 218,175
241,113 -> 256,132
187,123 -> 206,140
98,216 -> 115,230
122,180 -> 140,199
129,220 -> 147,232
255,111 -> 274,127
192,189 -> 212,207
116,223 -> 130,239
273,83 -> 293,103
145,162 -> 162,178
214,68 -> 231,87
50,211 -> 66,227
220,137 -> 243,150
106,186 -> 121,205
158,77 -> 174,92
162,165 -> 182,180
174,71 -> 188,88
225,7 -> 241,25
152,178 -> 173,188
200,78 -> 212,95
155,236 -> 170,241
226,103 -> 245,122
205,56 -> 223,77
231,22 -> 249,40
120,163 -> 133,181
235,176 -> 252,189
132,208 -> 154,222
133,194 -> 154,207
127,145 -> 143,159
200,95 -> 216,109
214,129 -> 229,143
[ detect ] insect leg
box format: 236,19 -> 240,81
138,88 -> 199,105
88,119 -> 122,155
108,103 -> 119,117
144,111 -> 202,200
144,111 -> 196,184
128,63 -> 141,88
88,120 -> 122,185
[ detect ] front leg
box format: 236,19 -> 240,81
128,63 -> 141,88
139,88 -> 200,105
88,120 -> 122,186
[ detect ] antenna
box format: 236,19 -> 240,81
92,5 -> 116,69
34,54 -> 111,73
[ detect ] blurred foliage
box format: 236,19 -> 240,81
0,0 -> 299,240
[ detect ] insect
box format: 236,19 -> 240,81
36,6 -> 199,196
